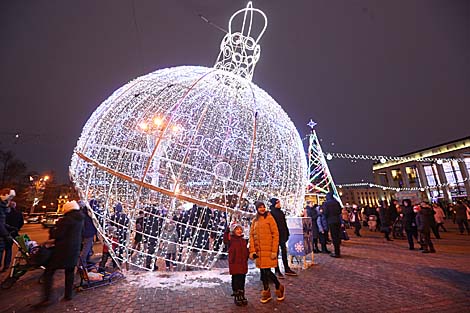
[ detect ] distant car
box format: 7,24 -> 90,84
25,213 -> 44,224
42,212 -> 64,228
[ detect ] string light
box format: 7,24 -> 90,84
322,152 -> 467,164
69,2 -> 307,270
338,177 -> 469,192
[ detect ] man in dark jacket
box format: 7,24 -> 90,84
2,201 -> 24,271
270,198 -> 297,277
416,202 -> 436,253
34,200 -> 84,308
323,191 -> 342,258
402,199 -> 418,250
454,200 -> 470,235
378,200 -> 393,241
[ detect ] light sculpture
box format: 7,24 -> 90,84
70,2 -> 307,270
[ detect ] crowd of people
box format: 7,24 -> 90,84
1,185 -> 470,308
309,198 -> 470,255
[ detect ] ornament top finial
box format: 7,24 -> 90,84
307,119 -> 317,129
214,2 -> 267,81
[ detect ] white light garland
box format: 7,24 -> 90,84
69,2 -> 307,271
338,177 -> 470,192
323,152 -> 467,164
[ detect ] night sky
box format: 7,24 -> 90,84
1,0 -> 469,184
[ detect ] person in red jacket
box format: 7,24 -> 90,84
223,223 -> 249,306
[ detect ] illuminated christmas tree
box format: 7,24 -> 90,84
306,119 -> 342,205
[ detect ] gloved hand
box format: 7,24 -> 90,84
249,252 -> 258,260
270,252 -> 277,260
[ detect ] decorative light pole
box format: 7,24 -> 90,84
29,175 -> 50,213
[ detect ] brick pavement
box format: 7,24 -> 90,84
1,224 -> 469,313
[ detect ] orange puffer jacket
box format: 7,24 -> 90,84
249,212 -> 279,269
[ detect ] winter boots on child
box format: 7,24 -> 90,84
233,290 -> 248,306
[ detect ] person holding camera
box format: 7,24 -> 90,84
249,201 -> 285,304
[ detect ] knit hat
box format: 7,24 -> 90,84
115,203 -> 123,213
269,198 -> 279,207
0,189 -> 15,201
254,201 -> 265,210
63,200 -> 80,213
230,223 -> 243,234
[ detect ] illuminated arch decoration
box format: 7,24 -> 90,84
70,2 -> 307,270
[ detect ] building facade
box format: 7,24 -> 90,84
337,185 -> 394,208
372,136 -> 470,204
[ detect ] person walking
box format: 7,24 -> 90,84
416,202 -> 436,253
34,200 -> 84,308
224,223 -> 249,306
249,201 -> 285,303
454,200 -> 470,235
378,200 -> 393,241
269,198 -> 297,277
323,191 -> 343,258
402,199 -> 418,250
2,201 -> 24,272
432,203 -> 447,233
349,204 -> 362,237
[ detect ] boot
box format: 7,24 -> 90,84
275,284 -> 285,301
260,288 -> 272,303
239,289 -> 248,305
233,290 -> 243,306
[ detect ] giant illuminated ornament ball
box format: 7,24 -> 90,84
70,2 -> 307,270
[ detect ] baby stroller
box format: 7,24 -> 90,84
368,215 -> 378,232
1,233 -> 48,289
392,216 -> 405,239
75,256 -> 124,291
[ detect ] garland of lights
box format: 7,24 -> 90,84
69,2 -> 307,271
323,152 -> 467,164
338,177 -> 470,192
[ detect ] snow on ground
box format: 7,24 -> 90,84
126,265 -> 259,290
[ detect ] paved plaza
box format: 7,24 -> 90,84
1,224 -> 469,313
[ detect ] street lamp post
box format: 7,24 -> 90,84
29,175 -> 50,214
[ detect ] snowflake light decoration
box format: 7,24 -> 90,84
70,2 -> 307,270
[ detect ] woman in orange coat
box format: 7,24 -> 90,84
249,201 -> 285,303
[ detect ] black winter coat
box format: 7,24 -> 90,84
48,210 -> 84,269
416,207 -> 433,232
323,193 -> 342,225
306,205 -> 319,239
402,205 -> 417,231
0,200 -> 9,237
270,207 -> 290,243
378,206 -> 392,227
5,208 -> 24,238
